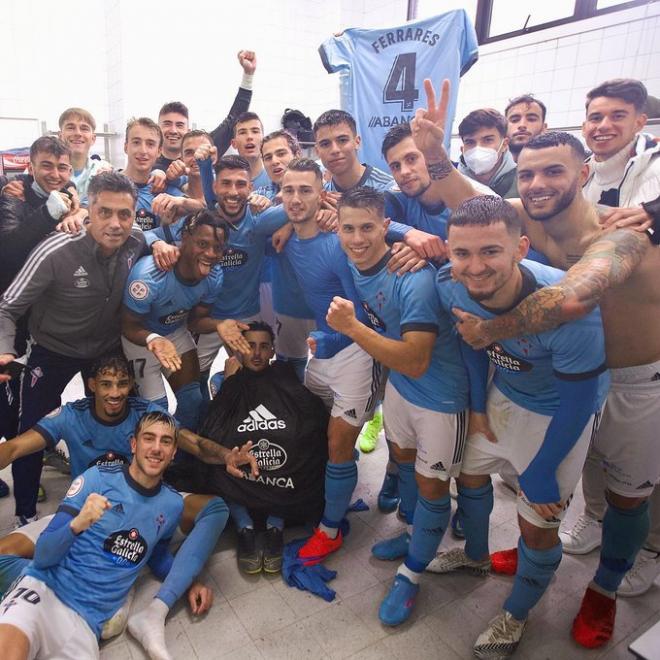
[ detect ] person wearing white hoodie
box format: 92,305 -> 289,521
561,78 -> 660,599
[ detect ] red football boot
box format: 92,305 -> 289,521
572,586 -> 616,649
490,547 -> 518,576
298,527 -> 343,566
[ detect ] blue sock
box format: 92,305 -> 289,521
504,538 -> 562,620
229,502 -> 254,530
405,495 -> 451,573
595,500 -> 650,593
457,482 -> 493,561
321,460 -> 358,529
174,381 -> 203,432
156,497 -> 229,608
266,515 -> 285,530
397,462 -> 418,525
0,555 -> 29,598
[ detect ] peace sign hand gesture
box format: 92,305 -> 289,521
411,79 -> 450,163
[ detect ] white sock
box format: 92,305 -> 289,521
588,580 -> 615,599
128,598 -> 172,660
397,563 -> 421,584
318,523 -> 339,539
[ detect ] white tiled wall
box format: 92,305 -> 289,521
454,2 -> 660,133
2,0 -> 657,162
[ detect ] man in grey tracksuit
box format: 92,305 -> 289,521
0,171 -> 144,526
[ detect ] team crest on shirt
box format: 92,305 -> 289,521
486,343 -> 532,373
66,475 -> 84,498
29,366 -> 43,389
155,513 -> 166,534
220,248 -> 248,269
103,528 -> 148,566
129,280 -> 149,300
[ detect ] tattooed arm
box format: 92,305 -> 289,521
454,229 -> 650,349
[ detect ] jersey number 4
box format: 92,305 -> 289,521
383,53 -> 420,112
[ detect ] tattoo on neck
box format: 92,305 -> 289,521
427,160 -> 453,180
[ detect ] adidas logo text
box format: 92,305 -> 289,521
237,404 -> 286,432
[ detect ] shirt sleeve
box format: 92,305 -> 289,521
57,467 -> 100,517
123,263 -> 156,317
398,270 -> 440,335
318,31 -> 354,73
253,206 -> 289,236
459,9 -> 479,75
32,510 -> 77,569
210,86 -> 252,156
33,405 -> 70,450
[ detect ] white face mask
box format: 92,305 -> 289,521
464,142 -> 502,175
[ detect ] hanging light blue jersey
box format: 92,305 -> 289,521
134,181 -> 185,232
283,230 -> 370,356
27,464 -> 182,638
33,397 -> 167,478
319,10 -> 478,170
349,253 -> 467,413
435,259 -> 609,416
123,255 -> 223,335
144,207 -> 288,319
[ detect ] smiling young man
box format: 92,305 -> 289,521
123,118 -> 189,231
328,187 -> 469,625
0,412 -> 184,660
58,107 -> 112,205
504,95 -> 548,164
433,195 -> 608,658
121,209 -> 227,432
0,171 -> 144,527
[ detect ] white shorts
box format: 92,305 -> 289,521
591,359 -> 660,498
10,515 -> 54,545
304,342 -> 380,427
196,314 -> 261,372
0,575 -> 98,659
383,381 -> 468,480
122,325 -> 196,401
461,386 -> 600,529
275,313 -> 316,359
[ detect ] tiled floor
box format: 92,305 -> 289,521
1,376 -> 659,659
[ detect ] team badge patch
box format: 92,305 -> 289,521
66,475 -> 84,498
129,280 -> 149,301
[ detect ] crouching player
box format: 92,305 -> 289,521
327,187 -> 469,624
0,411 -> 187,660
432,196 -> 609,658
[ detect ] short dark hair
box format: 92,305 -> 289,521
522,130 -> 586,162
313,109 -> 357,137
125,117 -> 163,148
458,109 -> 508,139
586,79 -> 648,112
338,187 -> 385,218
90,353 -> 131,379
285,157 -> 322,181
181,129 -> 212,151
182,208 -> 228,244
234,111 -> 263,136
213,154 -> 251,176
88,171 -> 138,204
244,320 -> 275,343
381,123 -> 412,159
262,130 -> 301,156
159,102 -> 189,119
505,95 -> 547,122
30,136 -> 71,162
448,195 -> 522,236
